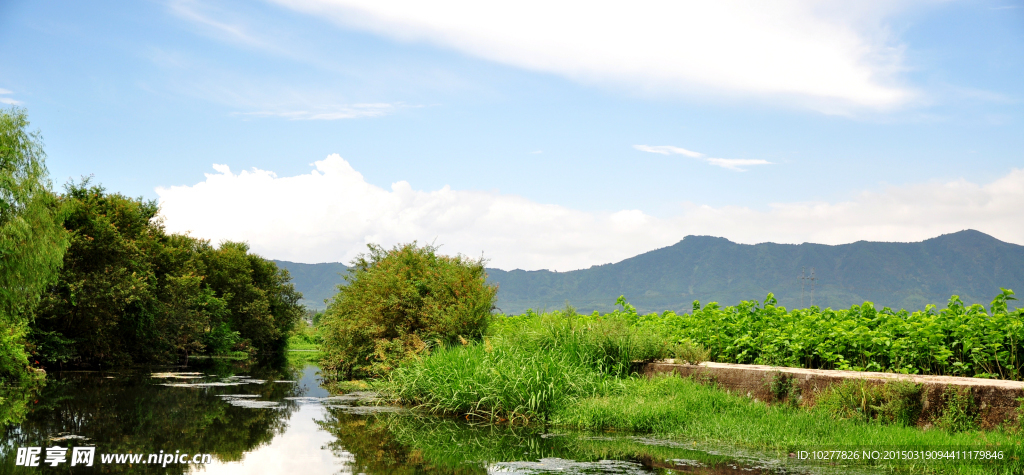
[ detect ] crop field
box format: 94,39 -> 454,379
632,289 -> 1024,380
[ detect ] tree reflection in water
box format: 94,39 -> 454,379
3,361 -> 803,475
315,409 -> 796,475
1,359 -> 301,474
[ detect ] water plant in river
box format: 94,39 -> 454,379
318,405 -> 1022,475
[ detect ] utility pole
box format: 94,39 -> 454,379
799,267 -> 817,308
800,267 -> 806,308
810,267 -> 816,307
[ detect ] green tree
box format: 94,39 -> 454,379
32,181 -> 176,365
320,242 -> 497,380
202,241 -> 303,358
30,183 -> 302,366
0,107 -> 68,384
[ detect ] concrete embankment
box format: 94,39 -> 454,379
643,361 -> 1024,428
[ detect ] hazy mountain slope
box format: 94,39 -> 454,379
272,230 -> 1024,314
271,260 -> 349,310
488,230 -> 1024,313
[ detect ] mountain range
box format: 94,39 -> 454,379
273,230 -> 1024,314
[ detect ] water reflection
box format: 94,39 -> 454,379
1,360 -> 303,474
316,411 -> 803,474
2,362 -> 813,475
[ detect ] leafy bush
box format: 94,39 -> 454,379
320,242 -> 497,380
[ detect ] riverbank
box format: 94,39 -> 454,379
366,309 -> 1023,474
646,361 -> 1024,428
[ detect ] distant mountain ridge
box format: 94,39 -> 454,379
270,260 -> 350,310
273,230 -> 1024,314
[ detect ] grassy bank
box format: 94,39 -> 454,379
285,321 -> 323,367
383,308 -> 702,422
376,306 -> 1023,474
554,375 -> 1018,448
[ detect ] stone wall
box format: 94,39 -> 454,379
643,361 -> 1024,429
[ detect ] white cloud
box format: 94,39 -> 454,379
635,144 -> 772,171
202,405 -> 342,474
632,145 -> 703,158
232,103 -> 400,120
705,158 -> 773,171
157,155 -> 1024,271
0,88 -> 20,105
268,0 -> 917,111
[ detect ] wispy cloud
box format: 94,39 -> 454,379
632,145 -> 703,158
0,88 -> 21,105
233,103 -> 403,120
167,0 -> 266,48
157,156 -> 1024,271
705,158 -> 773,171
269,0 -> 918,112
634,144 -> 772,171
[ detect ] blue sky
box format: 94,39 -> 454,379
2,0 -> 1022,270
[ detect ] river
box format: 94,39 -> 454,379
1,359 -> 821,474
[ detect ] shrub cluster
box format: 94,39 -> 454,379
319,242 -> 497,380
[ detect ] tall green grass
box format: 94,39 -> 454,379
382,307 -> 696,422
815,379 -> 925,427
